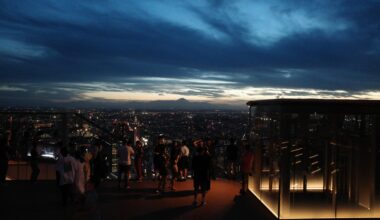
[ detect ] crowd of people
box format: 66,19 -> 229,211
114,136 -> 254,205
115,136 -> 213,203
0,133 -> 255,210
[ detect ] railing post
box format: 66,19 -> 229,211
279,114 -> 291,218
61,113 -> 69,150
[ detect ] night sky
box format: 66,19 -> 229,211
1,0 -> 380,108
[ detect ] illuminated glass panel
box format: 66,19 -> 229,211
248,100 -> 380,219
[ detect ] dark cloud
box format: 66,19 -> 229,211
0,0 -> 380,106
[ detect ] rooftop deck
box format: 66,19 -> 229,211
0,179 -> 275,220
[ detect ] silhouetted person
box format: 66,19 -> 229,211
226,138 -> 238,179
192,146 -> 211,206
134,141 -> 144,182
156,146 -> 169,194
169,141 -> 180,190
30,141 -> 40,183
153,136 -> 165,180
0,135 -> 10,185
240,144 -> 254,195
92,141 -> 108,188
144,142 -> 154,179
205,138 -> 217,180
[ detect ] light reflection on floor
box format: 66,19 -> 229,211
248,176 -> 378,219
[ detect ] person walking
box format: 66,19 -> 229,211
30,141 -> 40,183
134,141 -> 144,182
118,140 -> 134,189
240,144 -> 254,195
192,146 -> 211,206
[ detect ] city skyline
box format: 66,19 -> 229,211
1,0 -> 380,108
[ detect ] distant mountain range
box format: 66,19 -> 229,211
73,98 -> 244,110
121,98 -> 244,110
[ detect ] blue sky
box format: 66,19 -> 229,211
1,0 -> 380,108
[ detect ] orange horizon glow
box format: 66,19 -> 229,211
77,86 -> 380,105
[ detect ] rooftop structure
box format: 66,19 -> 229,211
247,99 -> 380,219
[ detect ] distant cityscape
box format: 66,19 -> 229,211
0,107 -> 248,180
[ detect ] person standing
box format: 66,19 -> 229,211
205,138 -> 217,180
92,141 -> 108,188
226,138 -> 238,179
192,146 -> 211,206
179,143 -> 190,181
0,133 -> 11,186
56,147 -> 76,206
0,134 -> 10,185
156,147 -> 169,194
30,141 -> 40,183
153,136 -> 165,181
118,140 -> 134,189
169,141 -> 180,190
134,141 -> 144,182
240,144 -> 254,195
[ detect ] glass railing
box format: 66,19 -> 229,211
1,110 -> 244,181
1,111 -> 119,181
